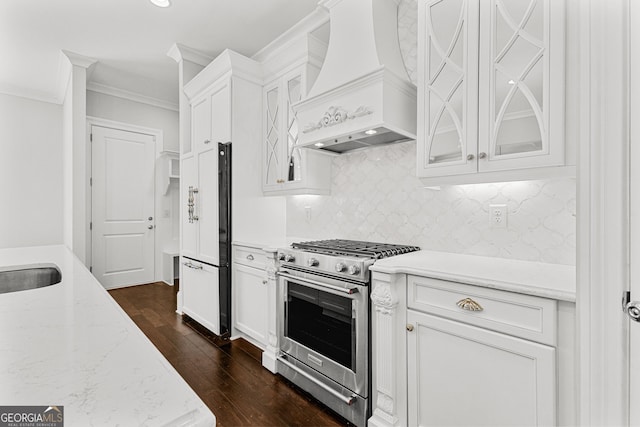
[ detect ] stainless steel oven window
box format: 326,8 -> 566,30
285,281 -> 356,370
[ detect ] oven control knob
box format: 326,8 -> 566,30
335,262 -> 346,273
284,254 -> 295,263
278,253 -> 286,261
307,258 -> 319,267
348,265 -> 361,275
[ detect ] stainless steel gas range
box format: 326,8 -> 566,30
276,239 -> 420,427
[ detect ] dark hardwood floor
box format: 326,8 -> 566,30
108,282 -> 350,427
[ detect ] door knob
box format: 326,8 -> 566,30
148,225 -> 154,230
148,216 -> 153,221
626,301 -> 640,322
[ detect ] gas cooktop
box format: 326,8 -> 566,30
279,239 -> 420,283
291,239 -> 420,259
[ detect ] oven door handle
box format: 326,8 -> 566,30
277,355 -> 357,406
277,271 -> 359,295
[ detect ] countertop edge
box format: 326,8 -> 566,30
370,264 -> 575,302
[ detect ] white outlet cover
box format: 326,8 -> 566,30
489,204 -> 508,228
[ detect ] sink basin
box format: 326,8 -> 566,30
0,264 -> 62,294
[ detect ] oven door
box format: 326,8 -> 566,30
277,270 -> 369,398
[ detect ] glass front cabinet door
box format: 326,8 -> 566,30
417,0 -> 565,179
262,67 -> 331,195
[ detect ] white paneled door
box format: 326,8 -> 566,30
91,125 -> 155,289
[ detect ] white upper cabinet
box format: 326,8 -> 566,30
417,0 -> 568,184
261,33 -> 332,196
181,79 -> 229,266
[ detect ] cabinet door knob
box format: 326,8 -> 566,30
246,254 -> 254,261
406,324 -> 415,332
466,154 -> 474,161
262,280 -> 268,285
478,152 -> 487,159
204,139 -> 211,144
457,297 -> 483,312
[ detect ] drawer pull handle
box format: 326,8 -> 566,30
456,298 -> 483,312
183,261 -> 203,270
246,254 -> 254,261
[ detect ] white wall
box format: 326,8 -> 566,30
86,91 -> 179,152
0,93 -> 63,249
86,91 -> 180,281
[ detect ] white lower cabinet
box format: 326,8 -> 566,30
232,245 -> 269,348
370,270 -> 575,427
231,244 -> 280,373
181,258 -> 220,335
233,263 -> 268,345
407,309 -> 556,427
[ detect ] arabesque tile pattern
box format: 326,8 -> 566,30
287,141 -> 576,266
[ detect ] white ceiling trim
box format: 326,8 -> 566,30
55,50 -> 97,104
86,82 -> 179,112
166,43 -> 213,67
251,6 -> 328,63
0,83 -> 60,105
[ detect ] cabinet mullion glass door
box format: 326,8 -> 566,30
263,82 -> 282,187
478,0 -> 564,171
418,0 -> 479,178
285,73 -> 303,183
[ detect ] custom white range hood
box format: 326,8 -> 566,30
294,0 -> 417,154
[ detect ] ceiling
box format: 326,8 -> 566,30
0,0 -> 320,108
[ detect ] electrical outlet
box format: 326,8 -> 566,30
489,204 -> 508,228
305,206 -> 312,221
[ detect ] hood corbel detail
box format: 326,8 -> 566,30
303,105 -> 374,134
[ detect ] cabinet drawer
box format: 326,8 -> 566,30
181,258 -> 220,335
233,245 -> 266,269
407,275 -> 557,346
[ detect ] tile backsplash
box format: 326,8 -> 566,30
286,141 -> 576,266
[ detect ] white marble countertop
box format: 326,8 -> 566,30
371,250 -> 576,302
0,245 -> 215,426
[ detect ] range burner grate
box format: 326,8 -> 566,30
291,239 -> 420,259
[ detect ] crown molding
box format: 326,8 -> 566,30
251,6 -> 329,63
55,50 -> 98,104
167,43 -> 213,67
0,84 -> 60,105
86,82 -> 179,112
61,50 -> 98,69
184,49 -> 262,100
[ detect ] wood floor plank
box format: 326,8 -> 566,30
109,282 -> 350,427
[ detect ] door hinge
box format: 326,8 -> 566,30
89,222 -> 92,230
623,291 -> 631,311
89,266 -> 92,273
90,133 -> 93,142
89,177 -> 92,186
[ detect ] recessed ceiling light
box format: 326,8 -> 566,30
364,129 -> 377,135
508,79 -> 516,85
150,0 -> 171,7
314,142 -> 325,147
